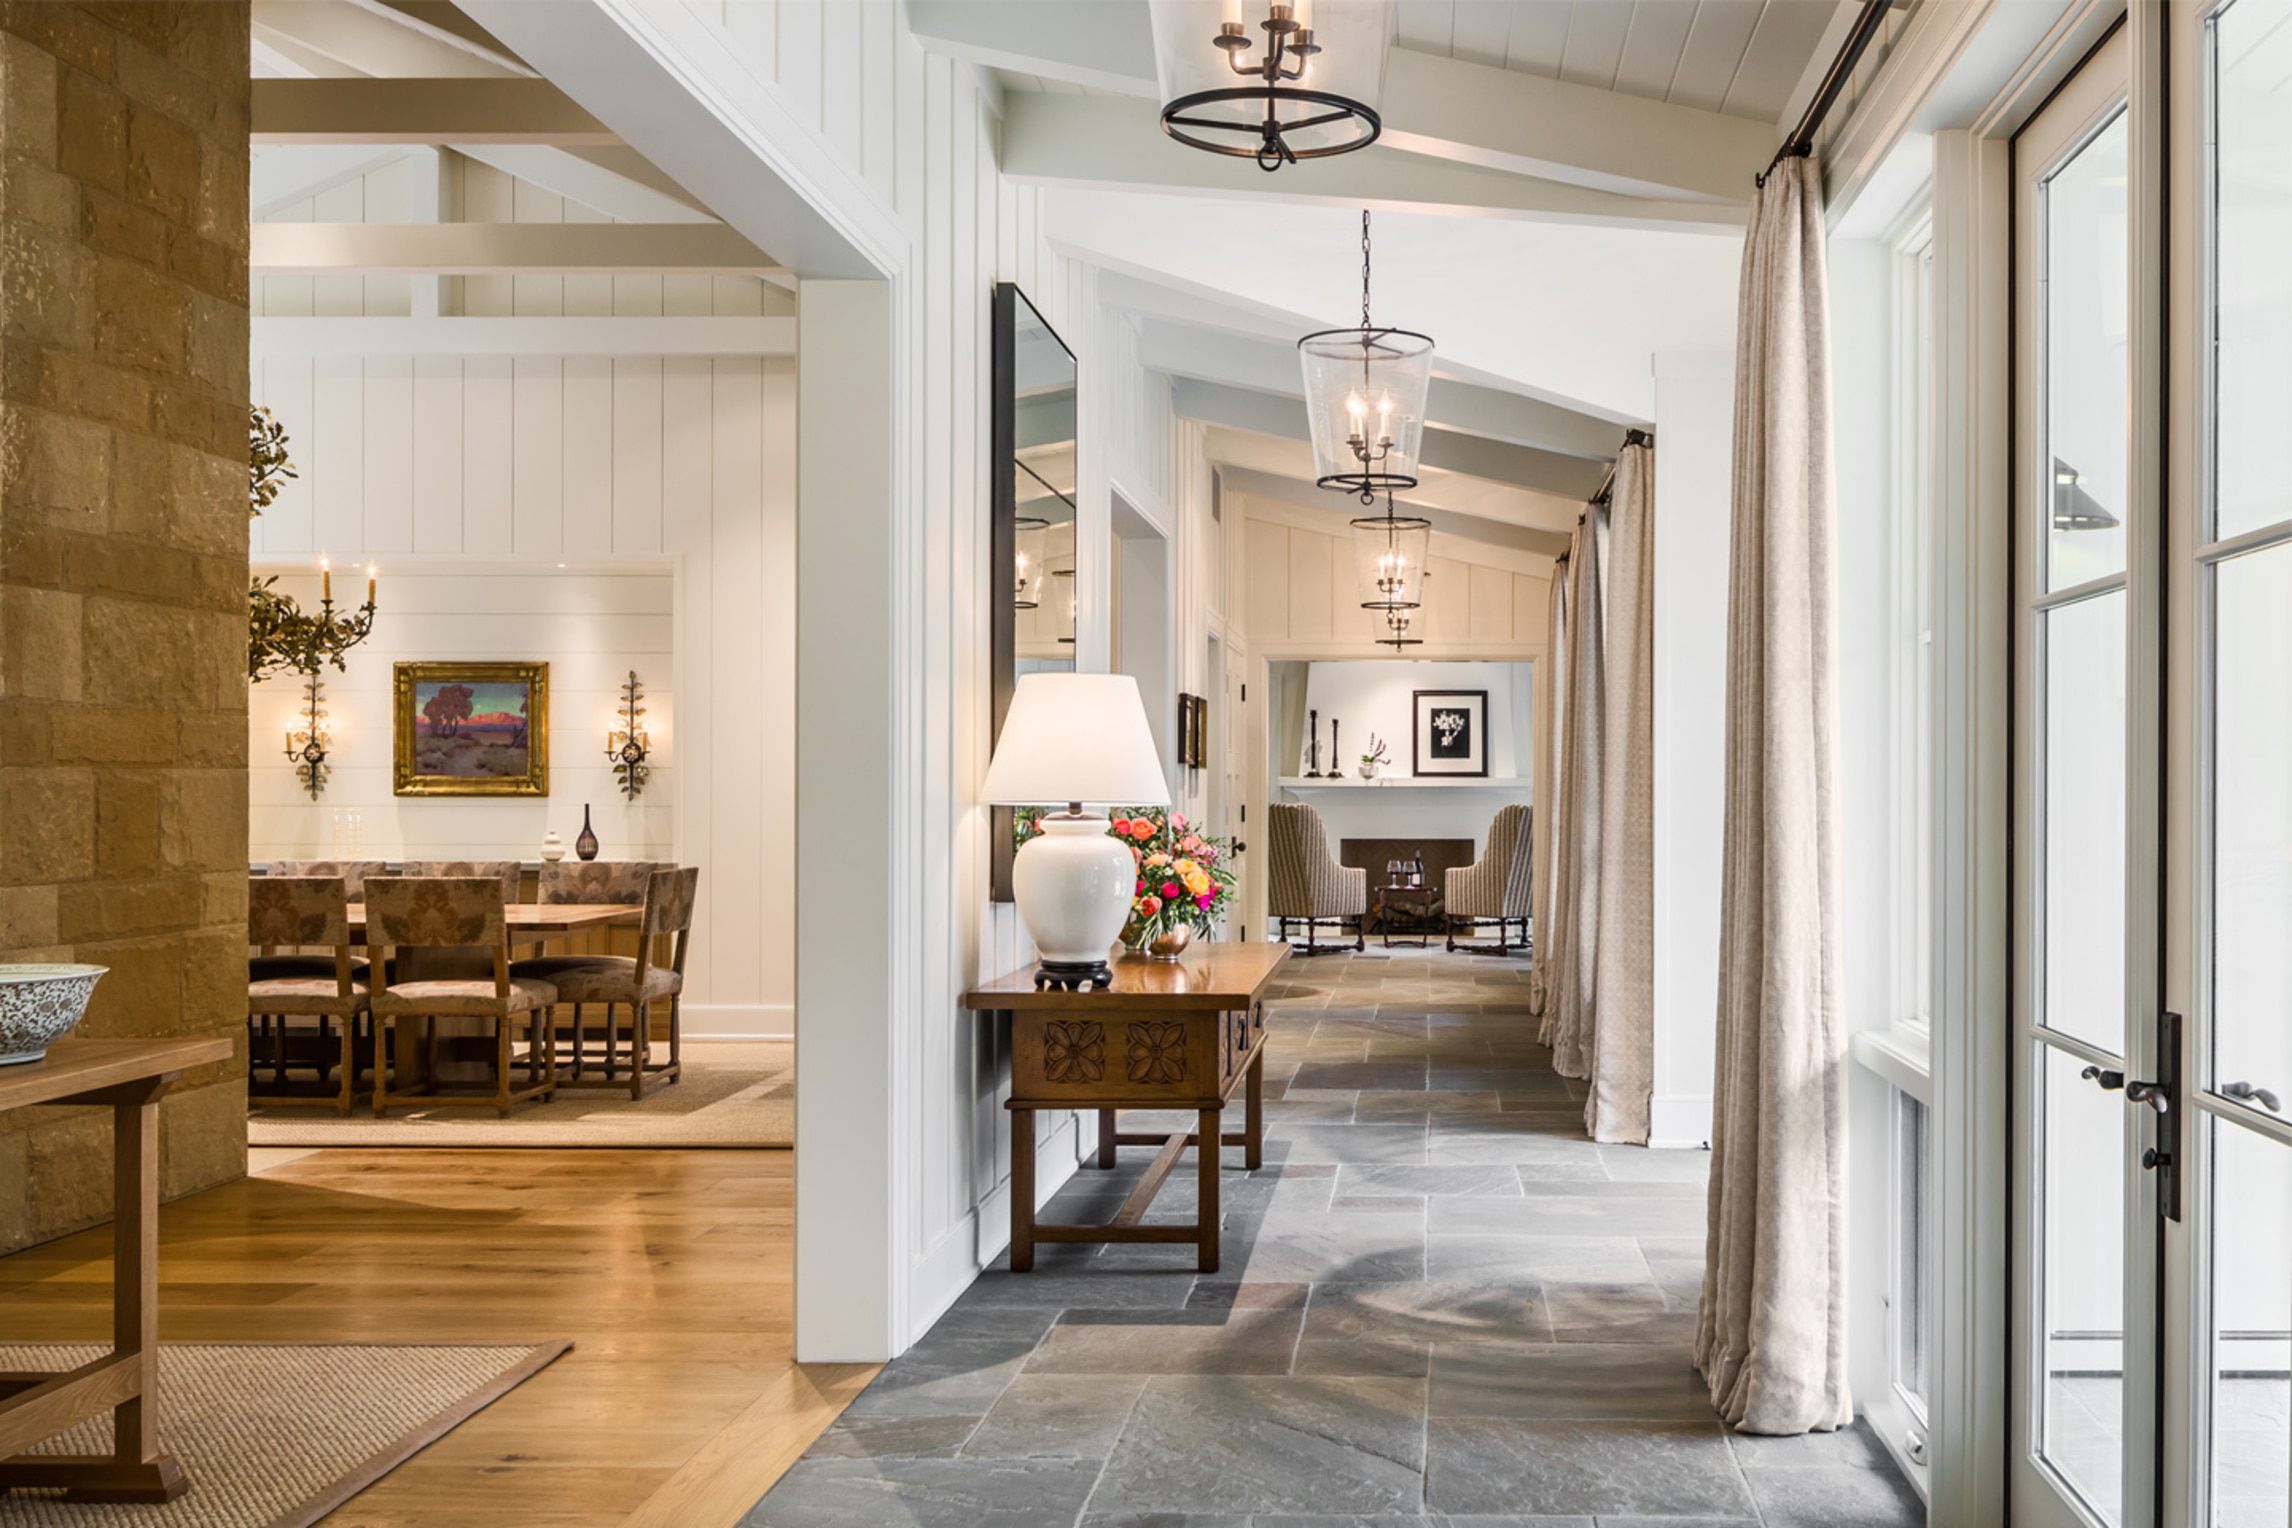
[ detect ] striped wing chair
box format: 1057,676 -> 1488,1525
1445,805 -> 1533,955
1267,801 -> 1367,955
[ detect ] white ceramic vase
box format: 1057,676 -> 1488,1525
0,964 -> 107,1066
1012,815 -> 1136,977
540,830 -> 567,864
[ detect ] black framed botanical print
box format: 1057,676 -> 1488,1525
1412,689 -> 1488,778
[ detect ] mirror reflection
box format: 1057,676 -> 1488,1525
1010,296 -> 1076,668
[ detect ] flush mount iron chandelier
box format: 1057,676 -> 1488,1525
1149,0 -> 1395,172
1300,210 -> 1434,504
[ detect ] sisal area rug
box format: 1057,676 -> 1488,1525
0,1341 -> 568,1527
246,1040 -> 792,1149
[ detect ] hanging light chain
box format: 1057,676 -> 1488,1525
1360,208 -> 1373,330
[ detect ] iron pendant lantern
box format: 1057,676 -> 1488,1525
1350,490 -> 1431,616
1300,210 -> 1433,503
1150,0 -> 1395,171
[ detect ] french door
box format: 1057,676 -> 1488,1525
2012,4 -> 2292,1525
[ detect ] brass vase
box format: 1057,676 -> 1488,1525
1144,925 -> 1193,961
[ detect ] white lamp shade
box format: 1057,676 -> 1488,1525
983,673 -> 1172,808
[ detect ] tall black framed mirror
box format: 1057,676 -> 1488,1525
991,283 -> 1077,901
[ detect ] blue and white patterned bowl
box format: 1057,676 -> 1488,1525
0,964 -> 106,1066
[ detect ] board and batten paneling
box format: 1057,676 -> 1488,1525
248,352 -> 794,1039
248,569 -> 674,861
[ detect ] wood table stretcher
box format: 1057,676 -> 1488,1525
0,1036 -> 233,1503
961,942 -> 1290,1274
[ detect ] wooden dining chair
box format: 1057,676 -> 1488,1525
250,860 -> 385,981
245,875 -> 367,1115
363,876 -> 560,1117
513,867 -> 699,1099
532,860 -> 666,1081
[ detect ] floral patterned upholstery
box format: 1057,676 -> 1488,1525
539,861 -> 666,905
641,867 -> 700,936
248,975 -> 369,1015
265,860 -> 388,900
248,876 -> 350,948
364,877 -> 505,950
370,977 -> 558,1016
509,957 -> 680,1005
400,861 -> 521,902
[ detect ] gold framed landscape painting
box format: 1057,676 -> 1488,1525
393,661 -> 549,796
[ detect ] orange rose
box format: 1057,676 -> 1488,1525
1129,819 -> 1156,841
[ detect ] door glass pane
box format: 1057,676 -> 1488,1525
2210,1115 -> 2291,1526
2213,0 -> 2292,541
2212,542 -> 2292,1107
1896,1091 -> 1931,1409
2043,1046 -> 2127,1525
2044,591 -> 2127,1053
2044,109 -> 2131,588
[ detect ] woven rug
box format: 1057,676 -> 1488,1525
246,1040 -> 792,1148
0,1341 -> 567,1527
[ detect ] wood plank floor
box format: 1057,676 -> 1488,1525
0,1147 -> 874,1526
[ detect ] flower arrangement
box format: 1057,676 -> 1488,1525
1015,807 -> 1238,951
1359,733 -> 1390,778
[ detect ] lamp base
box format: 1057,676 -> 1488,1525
1034,958 -> 1114,992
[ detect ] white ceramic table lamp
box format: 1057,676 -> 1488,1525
981,673 -> 1172,989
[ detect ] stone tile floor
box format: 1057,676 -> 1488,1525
746,949 -> 1923,1527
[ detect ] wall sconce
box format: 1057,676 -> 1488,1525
607,670 -> 651,799
284,673 -> 330,799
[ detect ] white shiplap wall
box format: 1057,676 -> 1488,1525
249,157 -> 796,1037
247,568 -> 675,863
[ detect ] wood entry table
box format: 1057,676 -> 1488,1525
961,942 -> 1290,1273
0,1036 -> 233,1502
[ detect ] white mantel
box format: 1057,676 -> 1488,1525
1276,775 -> 1531,857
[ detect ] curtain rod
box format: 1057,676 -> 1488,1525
1756,0 -> 1896,188
1587,427 -> 1655,512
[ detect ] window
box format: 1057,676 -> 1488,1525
1890,219 -> 1936,1034
1894,1090 -> 1932,1420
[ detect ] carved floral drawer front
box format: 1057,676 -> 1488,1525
1014,1011 -> 1232,1102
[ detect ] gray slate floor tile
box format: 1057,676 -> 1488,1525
1094,1376 -> 1429,1516
1028,1308 -> 1303,1374
961,1372 -> 1146,1459
1424,1418 -> 1755,1517
1742,1461 -> 1926,1526
1429,1342 -> 1712,1421
743,1455 -> 1105,1526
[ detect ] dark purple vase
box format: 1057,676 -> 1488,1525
575,804 -> 599,862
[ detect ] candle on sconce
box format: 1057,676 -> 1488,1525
320,558 -> 331,603
366,565 -> 376,604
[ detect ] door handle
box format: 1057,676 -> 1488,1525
2124,1079 -> 2170,1116
2080,1064 -> 2126,1091
2222,1080 -> 2283,1114
1232,841 -> 1247,855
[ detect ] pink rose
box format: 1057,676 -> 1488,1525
1136,878 -> 1147,894
1139,894 -> 1162,916
1195,893 -> 1213,910
1161,880 -> 1182,899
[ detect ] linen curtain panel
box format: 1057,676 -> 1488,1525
1694,155 -> 1852,1435
1586,441 -> 1656,1144
1527,562 -> 1568,1020
1544,514 -> 1604,1078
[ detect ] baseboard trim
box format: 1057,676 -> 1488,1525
682,1003 -> 792,1041
906,1112 -> 1083,1354
1648,1093 -> 1713,1151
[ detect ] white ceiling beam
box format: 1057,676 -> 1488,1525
911,2 -> 1773,206
555,145 -> 715,215
1214,463 -> 1569,559
249,222 -> 783,275
1204,428 -> 1581,540
252,315 -> 795,358
1173,379 -> 1608,500
253,0 -> 529,77
252,77 -> 616,145
453,144 -> 715,223
1001,93 -> 1745,233
347,0 -> 536,75
1134,320 -> 1624,462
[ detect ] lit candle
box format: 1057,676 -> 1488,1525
1345,392 -> 1365,437
1376,393 -> 1393,442
366,564 -> 376,604
320,558 -> 331,602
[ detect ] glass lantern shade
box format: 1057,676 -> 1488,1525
1013,518 -> 1050,609
1378,606 -> 1423,649
1300,326 -> 1434,500
1149,0 -> 1396,168
1350,507 -> 1431,611
1053,567 -> 1077,645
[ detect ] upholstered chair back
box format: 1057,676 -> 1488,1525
267,860 -> 387,900
1266,801 -> 1366,920
364,876 -> 507,953
1497,805 -> 1534,917
642,867 -> 700,938
247,875 -> 349,948
540,860 -> 667,905
401,860 -> 521,903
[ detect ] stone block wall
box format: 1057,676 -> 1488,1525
0,1 -> 251,1253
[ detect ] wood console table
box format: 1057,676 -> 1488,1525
0,1036 -> 232,1502
961,942 -> 1290,1273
